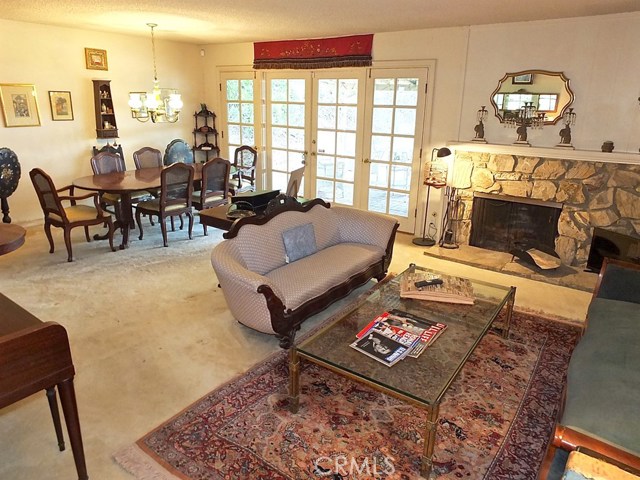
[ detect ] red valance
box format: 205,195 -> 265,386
253,34 -> 373,70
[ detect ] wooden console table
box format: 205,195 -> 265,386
0,293 -> 88,480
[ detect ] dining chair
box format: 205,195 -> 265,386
231,145 -> 257,194
135,163 -> 195,247
133,147 -> 163,169
92,143 -> 124,163
90,152 -> 150,230
29,168 -> 116,262
163,139 -> 194,165
192,158 -> 232,235
286,166 -> 305,197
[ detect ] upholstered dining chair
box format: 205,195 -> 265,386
90,151 -> 150,229
231,145 -> 257,194
163,139 -> 194,165
132,147 -> 163,207
192,157 -> 232,235
135,162 -> 195,247
29,168 -> 116,262
133,147 -> 163,169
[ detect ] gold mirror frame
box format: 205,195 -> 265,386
490,70 -> 574,125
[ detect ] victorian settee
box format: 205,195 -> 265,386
211,197 -> 399,348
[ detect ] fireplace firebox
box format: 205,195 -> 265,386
469,192 -> 562,254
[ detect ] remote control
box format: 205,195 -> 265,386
415,278 -> 443,288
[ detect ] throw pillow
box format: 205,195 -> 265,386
282,223 -> 317,263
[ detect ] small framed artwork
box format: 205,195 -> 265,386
48,91 -> 74,121
85,48 -> 108,70
0,83 -> 41,127
512,74 -> 533,85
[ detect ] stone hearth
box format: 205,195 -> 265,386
451,150 -> 640,267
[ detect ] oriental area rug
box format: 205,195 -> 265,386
114,312 -> 580,480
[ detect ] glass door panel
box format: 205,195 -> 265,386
312,72 -> 365,206
363,70 -> 428,232
265,74 -> 311,193
221,72 -> 260,185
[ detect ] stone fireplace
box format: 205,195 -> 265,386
450,147 -> 640,267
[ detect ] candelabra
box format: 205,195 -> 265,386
506,102 -> 545,146
556,107 -> 576,149
472,106 -> 488,143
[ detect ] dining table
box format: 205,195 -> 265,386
73,164 -> 203,249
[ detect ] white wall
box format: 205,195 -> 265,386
0,19 -> 201,224
460,13 -> 640,151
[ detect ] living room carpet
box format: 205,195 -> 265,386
114,310 -> 580,480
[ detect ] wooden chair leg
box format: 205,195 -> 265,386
203,222 -> 208,236
170,216 -> 175,231
45,387 -> 65,452
44,221 -> 55,253
83,226 -> 90,242
136,209 -> 144,241
63,228 -> 73,262
187,211 -> 194,239
105,219 -> 116,252
160,217 -> 169,247
57,379 -> 88,480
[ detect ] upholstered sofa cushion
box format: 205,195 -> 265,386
561,297 -> 640,455
282,223 -> 317,263
265,243 -> 384,310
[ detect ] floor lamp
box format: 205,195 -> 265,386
412,147 -> 451,246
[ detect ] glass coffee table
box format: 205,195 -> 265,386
289,264 -> 516,478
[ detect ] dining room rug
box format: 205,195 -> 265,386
114,311 -> 580,480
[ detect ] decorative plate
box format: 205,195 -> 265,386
0,148 -> 21,198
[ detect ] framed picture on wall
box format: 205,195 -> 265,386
85,48 -> 108,70
0,83 -> 41,127
512,74 -> 533,85
48,91 -> 74,121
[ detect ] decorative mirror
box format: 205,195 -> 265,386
490,70 -> 574,125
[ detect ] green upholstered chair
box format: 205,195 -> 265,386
29,168 -> 116,262
135,162 -> 194,247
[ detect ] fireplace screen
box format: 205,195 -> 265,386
469,193 -> 562,254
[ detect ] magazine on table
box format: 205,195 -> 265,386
400,271 -> 475,305
352,309 -> 447,362
349,329 -> 411,367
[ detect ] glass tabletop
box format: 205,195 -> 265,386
296,264 -> 515,407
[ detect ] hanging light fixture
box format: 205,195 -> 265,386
128,23 -> 183,123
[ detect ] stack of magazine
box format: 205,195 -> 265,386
400,271 -> 475,305
349,309 -> 447,367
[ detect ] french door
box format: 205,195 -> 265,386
221,66 -> 430,233
264,73 -> 311,194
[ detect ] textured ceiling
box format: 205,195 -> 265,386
1,0 -> 639,44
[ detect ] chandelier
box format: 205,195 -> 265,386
128,24 -> 183,123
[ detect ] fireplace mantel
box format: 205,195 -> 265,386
448,141 -> 640,165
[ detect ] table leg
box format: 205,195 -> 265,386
289,348 -> 300,413
58,378 -> 88,480
420,402 -> 440,478
117,193 -> 133,249
46,387 -> 66,452
502,287 -> 516,339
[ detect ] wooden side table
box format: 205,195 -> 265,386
0,223 -> 26,255
0,293 -> 88,480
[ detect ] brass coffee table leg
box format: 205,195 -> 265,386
288,348 -> 300,413
421,402 -> 440,478
502,287 -> 516,339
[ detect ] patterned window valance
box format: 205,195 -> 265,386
253,34 -> 373,70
